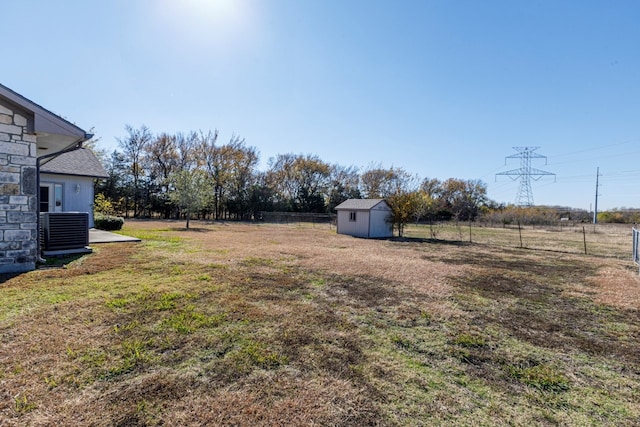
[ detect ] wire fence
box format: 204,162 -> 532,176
258,211 -> 336,224
252,216 -> 634,261
403,222 -> 633,260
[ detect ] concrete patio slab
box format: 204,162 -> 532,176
89,229 -> 141,244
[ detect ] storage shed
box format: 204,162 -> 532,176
334,199 -> 393,238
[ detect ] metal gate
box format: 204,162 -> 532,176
633,227 -> 640,268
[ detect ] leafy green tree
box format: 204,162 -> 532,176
440,178 -> 488,221
247,172 -> 274,219
169,169 -> 210,229
386,190 -> 422,237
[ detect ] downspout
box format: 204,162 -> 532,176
35,133 -> 93,263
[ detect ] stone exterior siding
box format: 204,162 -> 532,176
0,103 -> 38,273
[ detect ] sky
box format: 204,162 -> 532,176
3,0 -> 639,211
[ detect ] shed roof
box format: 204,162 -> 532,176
334,199 -> 388,211
40,148 -> 109,178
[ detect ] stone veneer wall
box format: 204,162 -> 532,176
0,103 -> 38,273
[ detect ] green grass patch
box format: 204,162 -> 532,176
106,339 -> 155,378
160,307 -> 226,334
238,339 -> 289,369
453,332 -> 487,348
154,292 -> 184,311
106,297 -> 134,309
507,363 -> 570,392
241,256 -> 275,267
14,394 -> 37,414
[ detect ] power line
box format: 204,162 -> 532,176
548,149 -> 640,167
548,138 -> 640,160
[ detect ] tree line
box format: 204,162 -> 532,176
95,125 -> 492,232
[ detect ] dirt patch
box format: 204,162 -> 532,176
587,265 -> 640,309
451,250 -> 640,365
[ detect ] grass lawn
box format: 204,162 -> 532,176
1,220 -> 639,426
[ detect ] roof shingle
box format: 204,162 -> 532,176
40,148 -> 109,178
334,199 -> 388,210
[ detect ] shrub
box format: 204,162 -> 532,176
93,193 -> 115,216
94,214 -> 124,231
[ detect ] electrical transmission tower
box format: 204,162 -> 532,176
496,147 -> 555,206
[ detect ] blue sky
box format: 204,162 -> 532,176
3,0 -> 639,210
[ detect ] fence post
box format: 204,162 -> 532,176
518,221 -> 523,248
633,227 -> 640,275
582,226 -> 587,255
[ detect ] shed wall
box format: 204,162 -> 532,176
369,207 -> 392,238
336,210 -> 371,238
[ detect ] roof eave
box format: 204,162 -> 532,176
0,83 -> 90,155
40,171 -> 109,179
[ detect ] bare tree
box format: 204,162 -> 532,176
117,124 -> 153,217
146,133 -> 178,184
327,164 -> 361,212
198,130 -> 227,219
266,153 -> 330,212
226,137 -> 259,220
360,164 -> 415,199
417,177 -> 444,238
175,131 -> 198,171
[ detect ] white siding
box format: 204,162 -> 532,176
336,209 -> 371,238
369,205 -> 392,238
40,174 -> 97,227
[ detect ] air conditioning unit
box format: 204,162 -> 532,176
40,212 -> 90,253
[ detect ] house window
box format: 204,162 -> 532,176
349,211 -> 357,222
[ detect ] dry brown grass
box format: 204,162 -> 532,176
1,220 -> 639,426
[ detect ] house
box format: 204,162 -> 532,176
334,199 -> 393,238
40,148 -> 108,228
0,83 -> 93,273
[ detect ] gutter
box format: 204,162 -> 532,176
35,133 -> 94,263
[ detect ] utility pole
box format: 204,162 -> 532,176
496,147 -> 556,206
593,167 -> 601,224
